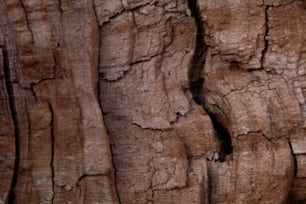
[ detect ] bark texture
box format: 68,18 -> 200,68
0,0 -> 306,203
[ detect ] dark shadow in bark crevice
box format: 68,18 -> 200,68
187,0 -> 233,162
209,116 -> 233,161
2,49 -> 19,204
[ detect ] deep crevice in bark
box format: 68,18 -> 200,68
187,0 -> 206,105
210,117 -> 233,161
288,140 -> 297,176
48,102 -> 55,203
261,5 -> 270,69
187,0 -> 233,162
3,49 -> 19,204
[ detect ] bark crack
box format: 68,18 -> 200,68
19,0 -> 34,43
48,102 -> 55,204
187,0 -> 206,105
3,49 -> 19,204
96,14 -> 121,202
96,2 -> 153,26
261,5 -> 270,69
288,139 -> 297,176
109,145 -> 122,204
29,78 -> 57,100
76,173 -> 108,187
99,119 -> 122,204
187,0 -> 233,162
132,122 -> 172,131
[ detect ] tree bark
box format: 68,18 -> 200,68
0,0 -> 306,203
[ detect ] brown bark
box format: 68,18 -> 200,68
0,0 -> 306,203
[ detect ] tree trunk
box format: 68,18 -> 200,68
0,0 -> 305,203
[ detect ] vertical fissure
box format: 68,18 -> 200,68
209,117 -> 233,161
288,140 -> 297,176
187,0 -> 206,105
96,28 -> 121,203
48,102 -> 55,204
261,5 -> 270,69
3,49 -> 19,204
91,1 -> 121,200
98,77 -> 122,204
187,0 -> 233,162
108,136 -> 122,204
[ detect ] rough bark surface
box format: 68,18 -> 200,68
0,0 -> 306,203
